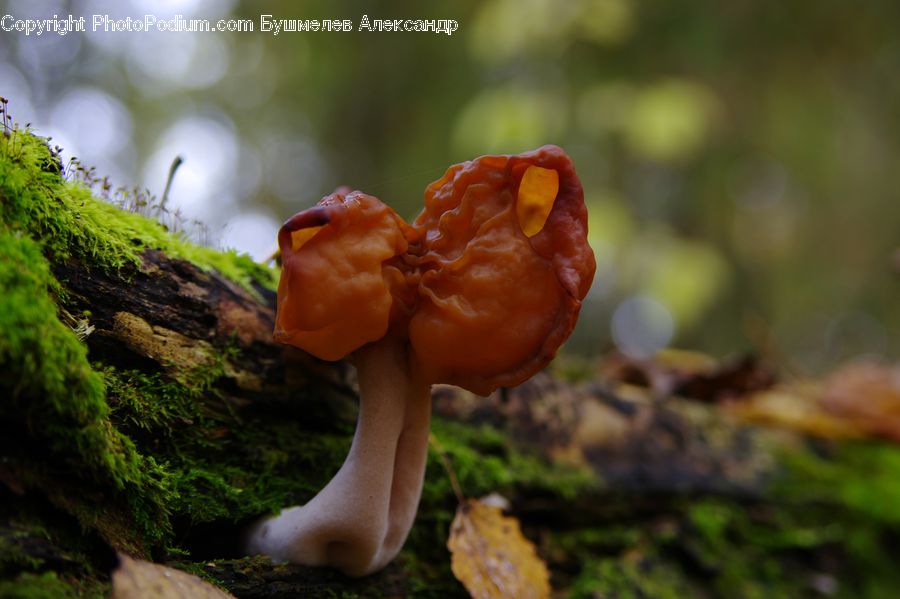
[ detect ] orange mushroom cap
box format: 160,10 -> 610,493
275,145 -> 595,395
408,144 -> 595,394
274,190 -> 413,361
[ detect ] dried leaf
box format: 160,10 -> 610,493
601,350 -> 775,402
111,553 -> 235,599
728,361 -> 900,443
822,361 -> 900,442
726,384 -> 861,439
447,498 -> 550,599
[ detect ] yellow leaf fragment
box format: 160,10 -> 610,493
726,385 -> 862,439
727,361 -> 900,443
111,553 -> 235,599
447,498 -> 551,599
516,165 -> 558,237
822,361 -> 900,442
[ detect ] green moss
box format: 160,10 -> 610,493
570,556 -> 698,599
775,441 -> 900,526
0,126 -> 280,581
0,126 -> 284,596
540,440 -> 900,598
769,441 -> 900,598
100,357 -> 356,529
0,128 -> 275,293
547,501 -> 805,599
424,419 -> 596,504
0,572 -> 105,599
0,229 -> 174,551
663,441 -> 900,598
679,501 -> 805,598
550,525 -> 643,561
0,500 -> 110,596
0,532 -> 45,573
163,419 -> 354,526
101,367 -> 202,441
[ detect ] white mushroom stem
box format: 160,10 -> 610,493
245,337 -> 432,577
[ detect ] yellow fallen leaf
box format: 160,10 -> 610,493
111,553 -> 235,599
822,361 -> 900,442
447,498 -> 551,599
726,361 -> 900,444
726,385 -> 862,440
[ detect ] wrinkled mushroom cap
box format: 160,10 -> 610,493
275,145 -> 595,395
274,190 -> 412,361
409,145 -> 595,394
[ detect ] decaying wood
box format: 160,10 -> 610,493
53,249 -> 350,405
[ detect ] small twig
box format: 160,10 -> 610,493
160,155 -> 184,209
428,432 -> 465,504
0,96 -> 10,134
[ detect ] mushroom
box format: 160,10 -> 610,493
245,145 -> 596,576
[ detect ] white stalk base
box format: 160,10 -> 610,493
245,339 -> 431,577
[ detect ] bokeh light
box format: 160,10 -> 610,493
611,295 -> 675,359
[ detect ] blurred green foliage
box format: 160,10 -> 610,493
1,0 -> 898,370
